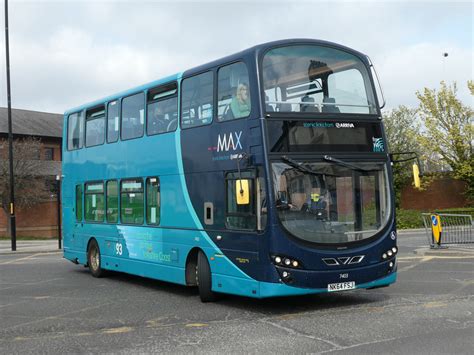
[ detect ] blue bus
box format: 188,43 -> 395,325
63,39 -> 398,302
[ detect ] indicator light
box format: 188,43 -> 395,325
274,256 -> 282,264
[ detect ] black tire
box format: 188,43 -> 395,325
197,250 -> 217,302
88,239 -> 106,278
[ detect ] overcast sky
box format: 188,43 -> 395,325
0,0 -> 472,114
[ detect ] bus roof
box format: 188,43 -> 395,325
64,38 -> 369,116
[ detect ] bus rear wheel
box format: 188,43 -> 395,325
88,239 -> 106,278
197,251 -> 217,302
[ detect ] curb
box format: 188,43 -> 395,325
397,229 -> 425,234
413,247 -> 474,257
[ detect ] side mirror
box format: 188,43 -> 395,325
236,179 -> 250,205
390,152 -> 424,184
413,163 -> 421,188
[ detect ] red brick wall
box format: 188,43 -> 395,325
401,177 -> 469,210
0,200 -> 60,238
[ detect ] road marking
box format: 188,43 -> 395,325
102,326 -> 134,334
185,323 -> 208,328
423,301 -> 447,308
0,253 -> 42,265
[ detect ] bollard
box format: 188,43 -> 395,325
430,214 -> 443,249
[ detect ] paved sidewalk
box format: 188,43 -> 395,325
0,239 -> 61,255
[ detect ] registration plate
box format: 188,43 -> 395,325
327,281 -> 356,292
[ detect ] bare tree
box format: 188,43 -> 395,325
0,137 -> 54,216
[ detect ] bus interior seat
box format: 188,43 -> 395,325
278,103 -> 292,112
300,95 -> 319,113
265,94 -> 274,112
322,97 -> 340,113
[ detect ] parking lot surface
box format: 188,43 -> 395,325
1,232 -> 473,354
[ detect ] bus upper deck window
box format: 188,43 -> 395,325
85,106 -> 105,147
121,93 -> 145,140
147,83 -> 178,136
107,101 -> 119,143
262,45 -> 377,114
181,72 -> 213,129
217,62 -> 251,121
67,112 -> 84,150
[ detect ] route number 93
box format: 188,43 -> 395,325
115,243 -> 123,256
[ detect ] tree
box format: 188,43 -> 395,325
416,81 -> 474,200
383,105 -> 422,206
0,137 -> 53,217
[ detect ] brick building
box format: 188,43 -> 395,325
0,107 -> 63,237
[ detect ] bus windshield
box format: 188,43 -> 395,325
272,160 -> 390,244
262,45 -> 377,114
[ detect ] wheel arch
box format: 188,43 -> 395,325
185,247 -> 202,286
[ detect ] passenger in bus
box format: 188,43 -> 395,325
148,104 -> 175,134
229,83 -> 251,119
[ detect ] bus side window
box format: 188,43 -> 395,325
106,180 -> 118,223
85,106 -> 105,147
217,62 -> 251,121
120,178 -> 144,224
121,93 -> 145,140
146,177 -> 160,225
68,112 -> 84,150
84,182 -> 105,222
225,172 -> 256,230
75,184 -> 83,222
181,71 -> 213,128
107,101 -> 119,143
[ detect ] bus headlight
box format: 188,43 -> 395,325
271,255 -> 302,269
381,246 -> 397,260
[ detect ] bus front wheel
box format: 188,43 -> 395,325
197,251 -> 217,302
88,239 -> 106,278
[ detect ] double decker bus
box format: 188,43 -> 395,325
63,39 -> 398,302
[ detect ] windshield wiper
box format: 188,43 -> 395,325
281,156 -> 336,176
323,155 -> 380,172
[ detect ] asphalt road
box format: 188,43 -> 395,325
1,232 -> 473,354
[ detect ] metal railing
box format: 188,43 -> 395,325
421,213 -> 474,248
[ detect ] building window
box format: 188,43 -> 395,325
218,62 -> 251,121
121,93 -> 145,140
146,177 -> 160,225
181,71 -> 214,129
85,182 -> 105,222
75,184 -> 83,221
86,106 -> 105,147
68,112 -> 84,150
106,180 -> 118,223
44,147 -> 54,160
107,100 -> 119,143
120,178 -> 144,224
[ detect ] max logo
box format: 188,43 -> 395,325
217,131 -> 243,152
